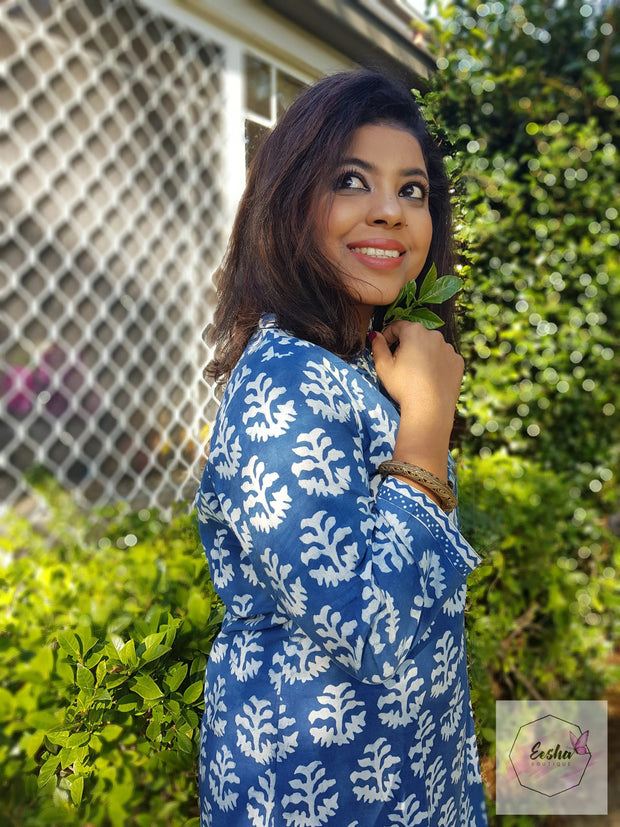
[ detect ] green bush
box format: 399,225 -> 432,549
420,0 -> 619,491
460,449 -> 618,699
0,470 -> 224,826
457,450 -> 619,825
415,8 -> 620,816
2,461 -> 617,825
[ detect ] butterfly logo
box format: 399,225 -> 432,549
569,730 -> 590,755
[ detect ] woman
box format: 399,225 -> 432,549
196,69 -> 488,826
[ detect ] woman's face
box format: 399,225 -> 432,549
320,123 -> 433,333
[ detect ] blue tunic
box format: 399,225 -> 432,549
196,317 -> 488,826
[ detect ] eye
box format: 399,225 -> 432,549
336,171 -> 368,191
400,181 -> 428,201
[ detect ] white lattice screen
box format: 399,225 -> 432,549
1,0 -> 227,510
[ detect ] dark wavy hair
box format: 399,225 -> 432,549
207,69 -> 456,384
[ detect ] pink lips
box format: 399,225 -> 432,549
346,238 -> 406,269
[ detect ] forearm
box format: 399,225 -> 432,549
391,400 -> 453,496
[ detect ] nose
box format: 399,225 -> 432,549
367,190 -> 404,227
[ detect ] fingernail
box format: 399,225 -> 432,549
368,331 -> 377,343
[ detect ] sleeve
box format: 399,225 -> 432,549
207,341 -> 480,685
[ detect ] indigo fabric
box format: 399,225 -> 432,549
196,317 -> 487,826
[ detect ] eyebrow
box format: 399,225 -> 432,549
340,156 -> 429,181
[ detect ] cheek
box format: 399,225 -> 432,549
325,200 -> 358,245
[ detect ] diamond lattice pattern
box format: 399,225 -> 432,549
1,0 -> 225,509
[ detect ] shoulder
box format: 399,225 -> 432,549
209,320 -> 399,476
225,320 -> 371,405
215,320 -> 388,440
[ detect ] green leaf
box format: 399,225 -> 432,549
119,639 -> 137,669
37,754 -> 59,788
84,649 -> 105,669
146,718 -> 161,741
89,733 -> 102,753
55,656 -> 74,684
70,774 -> 84,806
109,634 -> 125,653
59,745 -> 79,770
22,730 -> 46,759
141,643 -> 172,665
185,709 -> 199,729
105,674 -> 129,690
415,262 -> 438,302
381,306 -> 411,323
190,654 -> 208,676
418,275 -> 463,304
116,693 -> 139,712
164,662 -> 188,694
0,687 -> 14,721
96,659 -> 107,686
57,631 -> 81,661
187,590 -> 210,626
182,681 -> 203,704
175,731 -> 193,754
76,631 -> 97,658
100,724 -> 123,742
407,308 -> 446,329
29,710 -> 61,730
30,645 -> 54,680
164,698 -> 181,717
46,730 -> 70,747
66,731 -> 90,748
382,264 -> 460,327
130,674 -> 163,700
77,687 -> 95,709
141,631 -> 166,651
91,686 -> 113,703
76,663 -> 95,690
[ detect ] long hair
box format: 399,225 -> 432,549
207,69 -> 456,385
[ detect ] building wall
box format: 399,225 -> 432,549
0,0 -> 350,510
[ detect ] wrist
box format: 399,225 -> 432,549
378,461 -> 456,512
393,416 -> 453,482
392,442 -> 449,483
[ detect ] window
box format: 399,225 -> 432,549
243,53 -> 306,167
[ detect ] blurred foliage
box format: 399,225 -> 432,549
1,464 -> 616,824
459,449 -> 619,825
0,468 -> 224,826
417,2 -> 620,821
420,0 -> 619,493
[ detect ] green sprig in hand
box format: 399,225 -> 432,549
382,263 -> 462,330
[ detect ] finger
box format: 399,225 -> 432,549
381,320 -> 419,348
368,330 -> 393,367
382,319 -> 434,347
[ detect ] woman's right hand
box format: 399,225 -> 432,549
370,321 -> 464,480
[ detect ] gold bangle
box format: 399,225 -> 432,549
378,460 -> 457,513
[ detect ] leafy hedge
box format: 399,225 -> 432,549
414,9 -> 620,819
1,461 -> 617,825
459,451 -> 618,756
0,470 -> 224,826
460,449 -> 618,826
420,0 -> 619,491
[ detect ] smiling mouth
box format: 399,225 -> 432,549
348,246 -> 404,259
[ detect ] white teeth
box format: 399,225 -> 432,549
351,247 -> 401,258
